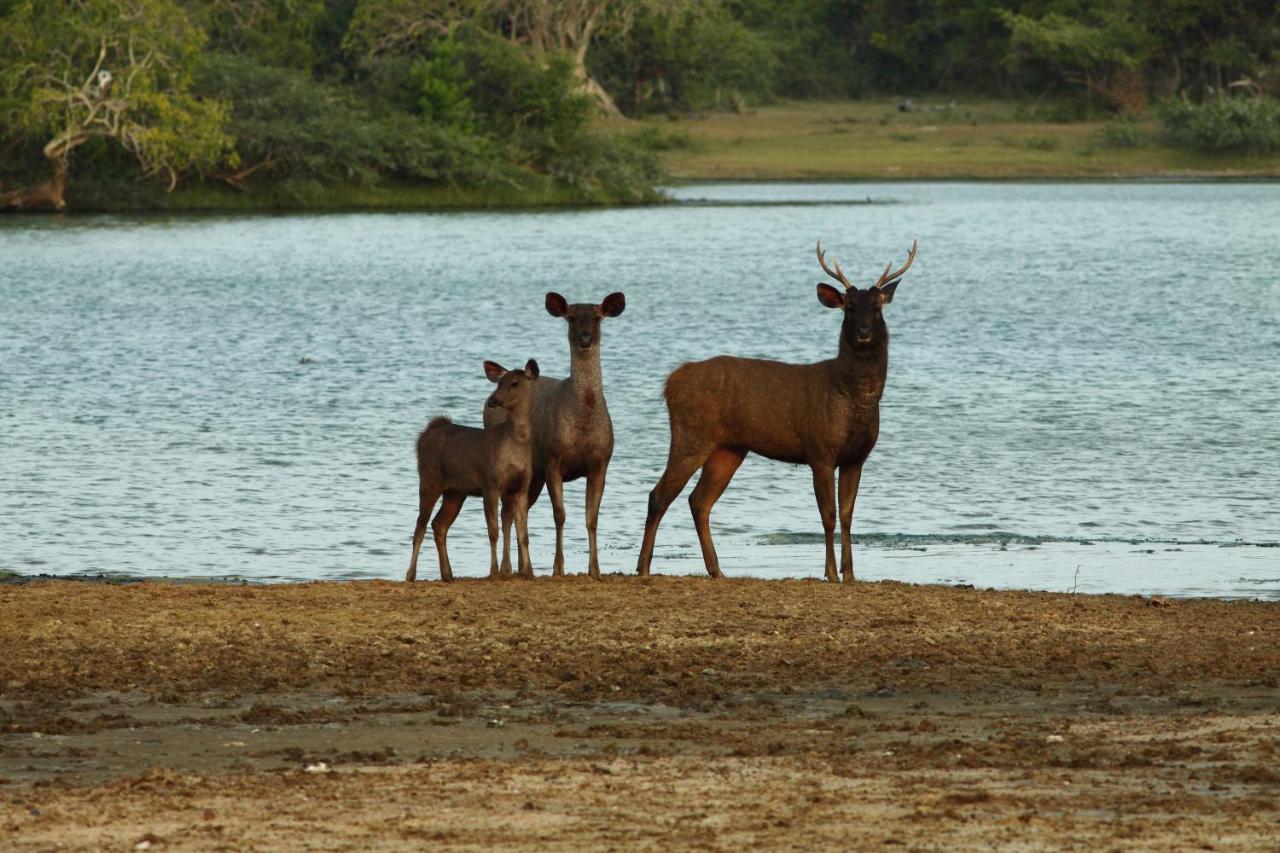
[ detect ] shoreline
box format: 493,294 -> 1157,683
5,529 -> 1278,600
3,577 -> 1277,847
3,173 -> 1279,218
1,568 -> 1274,602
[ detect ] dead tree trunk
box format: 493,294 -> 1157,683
0,139 -> 75,212
577,61 -> 621,117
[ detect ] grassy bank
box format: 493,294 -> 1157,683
59,177 -> 663,214
623,99 -> 1280,181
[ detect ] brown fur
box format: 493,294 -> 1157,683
636,242 -> 916,582
485,292 -> 625,578
406,361 -> 539,582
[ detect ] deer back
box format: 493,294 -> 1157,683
664,355 -> 879,465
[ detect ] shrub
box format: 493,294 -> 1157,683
1159,96 -> 1280,154
630,126 -> 698,152
415,39 -> 474,133
194,53 -> 491,189
541,131 -> 663,204
1096,118 -> 1146,148
448,29 -> 594,159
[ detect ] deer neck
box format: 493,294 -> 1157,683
568,346 -> 604,399
502,400 -> 534,445
834,333 -> 889,397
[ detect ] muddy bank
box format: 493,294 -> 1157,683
3,577 -> 1277,702
2,577 -> 1278,849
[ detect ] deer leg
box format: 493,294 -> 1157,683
584,466 -> 607,580
838,464 -> 863,582
811,465 -> 838,582
637,450 -> 706,576
498,496 -> 514,578
688,448 -> 747,580
483,491 -> 500,579
431,491 -> 465,583
500,473 -> 543,578
545,465 -> 567,576
406,483 -> 442,582
514,487 -> 533,579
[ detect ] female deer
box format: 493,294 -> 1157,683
486,292 -> 626,579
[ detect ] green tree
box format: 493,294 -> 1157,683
416,37 -> 474,130
344,0 -> 653,115
1001,7 -> 1154,111
0,0 -> 232,210
179,0 -> 328,68
597,1 -> 776,112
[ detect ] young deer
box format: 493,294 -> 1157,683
485,292 -> 625,579
406,360 -> 539,582
636,240 -> 917,582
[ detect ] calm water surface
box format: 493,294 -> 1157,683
1,182 -> 1277,597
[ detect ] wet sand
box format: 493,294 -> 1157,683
2,577 -> 1278,849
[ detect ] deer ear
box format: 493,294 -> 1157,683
816,283 -> 844,309
876,282 -> 897,305
599,292 -> 625,317
545,292 -> 568,317
524,358 -> 539,380
483,360 -> 506,383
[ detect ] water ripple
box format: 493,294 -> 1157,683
1,182 -> 1278,596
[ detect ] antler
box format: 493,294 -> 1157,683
815,240 -> 854,290
872,240 -> 918,290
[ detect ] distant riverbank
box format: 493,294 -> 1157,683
623,99 -> 1280,182
7,99 -> 1276,215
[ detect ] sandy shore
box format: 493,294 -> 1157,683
2,577 -> 1278,849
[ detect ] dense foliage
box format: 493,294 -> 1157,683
1159,96 -> 1280,153
2,0 -> 1277,209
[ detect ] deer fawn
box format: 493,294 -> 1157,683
636,240 -> 917,582
406,360 -> 539,582
485,292 -> 625,579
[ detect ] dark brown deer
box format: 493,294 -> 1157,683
636,240 -> 917,582
485,292 -> 625,579
406,360 -> 539,582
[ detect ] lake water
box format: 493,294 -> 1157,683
2,182 -> 1278,598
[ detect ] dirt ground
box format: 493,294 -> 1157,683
2,576 -> 1278,850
